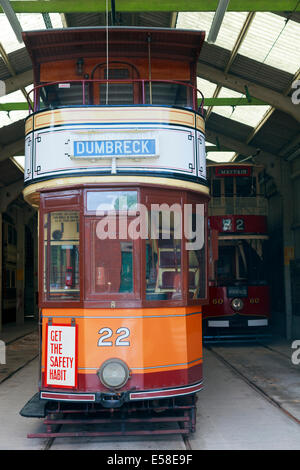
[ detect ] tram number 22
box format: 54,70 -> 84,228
97,327 -> 130,347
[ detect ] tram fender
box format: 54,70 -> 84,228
20,393 -> 47,418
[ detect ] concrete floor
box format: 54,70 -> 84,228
0,322 -> 300,450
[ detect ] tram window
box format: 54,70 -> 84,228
242,239 -> 267,284
216,246 -> 235,281
99,83 -> 134,105
187,209 -> 206,299
39,83 -> 88,109
146,209 -> 182,301
44,211 -> 80,300
212,179 -> 221,198
236,177 -> 256,197
216,240 -> 267,285
86,191 -> 137,212
92,237 -> 133,294
145,82 -> 189,107
224,177 -> 234,197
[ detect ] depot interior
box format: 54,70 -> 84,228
0,2 -> 299,339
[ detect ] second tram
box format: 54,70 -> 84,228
203,163 -> 270,339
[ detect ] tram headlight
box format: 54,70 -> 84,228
231,297 -> 244,311
97,359 -> 130,389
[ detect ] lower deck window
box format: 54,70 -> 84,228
44,211 -> 80,300
92,238 -> 133,294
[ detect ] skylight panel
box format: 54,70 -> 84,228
212,86 -> 271,128
213,103 -> 271,128
0,86 -> 32,127
0,13 -> 63,54
0,88 -> 26,103
0,110 -> 27,127
238,12 -> 300,74
177,11 -> 248,51
206,151 -> 236,163
197,77 -> 217,105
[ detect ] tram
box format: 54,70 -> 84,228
203,163 -> 270,340
20,27 -> 209,437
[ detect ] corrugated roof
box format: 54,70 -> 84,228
251,110 -> 300,155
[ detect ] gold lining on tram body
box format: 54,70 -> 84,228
25,106 -> 205,136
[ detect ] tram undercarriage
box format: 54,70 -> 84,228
21,393 -> 197,438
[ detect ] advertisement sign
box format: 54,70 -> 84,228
45,324 -> 77,388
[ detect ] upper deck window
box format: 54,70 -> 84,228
93,63 -> 137,105
145,82 -> 191,108
39,83 -> 88,109
236,176 -> 256,197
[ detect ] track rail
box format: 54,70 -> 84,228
206,343 -> 300,426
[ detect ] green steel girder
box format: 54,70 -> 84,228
0,98 -> 267,112
0,103 -> 29,111
2,1 -> 300,13
201,97 -> 267,106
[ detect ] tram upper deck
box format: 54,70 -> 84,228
22,27 -> 208,207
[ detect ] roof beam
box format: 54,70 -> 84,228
231,68 -> 300,161
0,42 -> 28,100
197,62 -> 300,122
0,138 -> 24,163
3,69 -> 33,95
206,128 -> 276,160
4,1 -> 300,13
205,125 -> 281,186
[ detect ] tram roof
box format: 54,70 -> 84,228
22,27 -> 205,66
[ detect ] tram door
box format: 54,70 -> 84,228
91,62 -> 141,105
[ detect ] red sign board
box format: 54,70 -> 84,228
214,166 -> 252,177
209,215 -> 267,234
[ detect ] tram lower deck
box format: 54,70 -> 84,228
37,184 -> 207,404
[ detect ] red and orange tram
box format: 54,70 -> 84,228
20,27 -> 209,437
203,163 -> 270,341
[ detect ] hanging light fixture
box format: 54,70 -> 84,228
0,0 -> 23,43
207,0 -> 230,44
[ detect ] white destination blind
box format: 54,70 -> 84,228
46,325 -> 76,388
